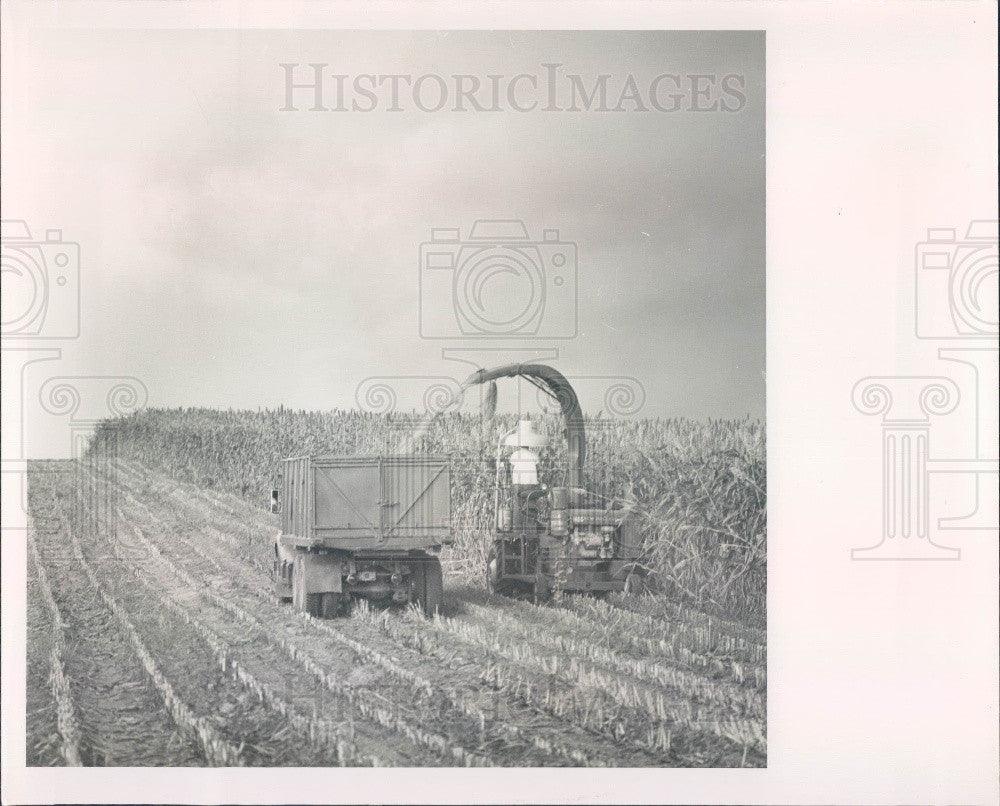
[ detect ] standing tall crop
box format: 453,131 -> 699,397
90,408 -> 765,619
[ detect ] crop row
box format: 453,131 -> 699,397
349,602 -> 606,767
65,525 -> 242,765
565,595 -> 766,667
463,589 -> 764,689
358,605 -> 761,766
73,456 -> 765,767
26,531 -> 84,766
135,508 -> 599,766
113,462 -> 274,575
96,521 -> 370,766
106,466 -> 638,767
425,609 -> 764,752
589,592 -> 766,646
143,494 -> 610,767
107,506 -> 491,767
117,459 -> 766,763
464,602 -> 764,710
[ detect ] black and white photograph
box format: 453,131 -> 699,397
1,3 -> 996,805
7,27 -> 766,770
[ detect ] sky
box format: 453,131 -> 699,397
4,29 -> 764,455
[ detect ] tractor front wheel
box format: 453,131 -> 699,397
487,544 -> 536,600
486,543 -> 502,595
623,569 -> 651,597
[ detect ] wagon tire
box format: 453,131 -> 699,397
320,592 -> 344,618
304,593 -> 323,617
425,558 -> 443,615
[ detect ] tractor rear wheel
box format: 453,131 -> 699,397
412,557 -> 443,615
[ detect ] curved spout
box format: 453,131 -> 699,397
458,363 -> 585,488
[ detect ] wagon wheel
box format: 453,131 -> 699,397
304,593 -> 323,617
531,575 -> 550,604
320,592 -> 345,618
423,558 -> 443,615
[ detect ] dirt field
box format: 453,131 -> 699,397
25,459 -> 766,767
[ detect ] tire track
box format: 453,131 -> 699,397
96,515 -> 377,765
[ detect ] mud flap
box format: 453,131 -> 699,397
291,553 -> 342,612
410,557 -> 443,615
273,560 -> 293,600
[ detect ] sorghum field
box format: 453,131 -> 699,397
25,408 -> 765,767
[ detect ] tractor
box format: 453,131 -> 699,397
459,363 -> 645,599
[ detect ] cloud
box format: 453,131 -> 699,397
9,29 -> 764,419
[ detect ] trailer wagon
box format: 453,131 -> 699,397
272,454 -> 451,617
